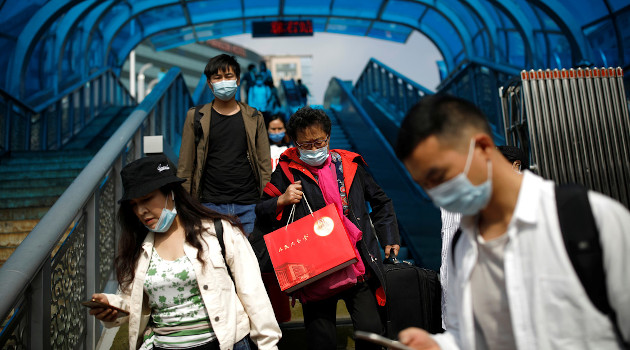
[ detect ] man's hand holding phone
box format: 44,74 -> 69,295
83,294 -> 129,321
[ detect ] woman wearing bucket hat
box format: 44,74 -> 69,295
88,155 -> 281,350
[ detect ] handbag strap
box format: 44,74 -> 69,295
285,192 -> 314,229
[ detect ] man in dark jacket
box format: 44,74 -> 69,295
256,106 -> 400,350
178,54 -> 271,236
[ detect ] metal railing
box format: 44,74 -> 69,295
353,58 -> 434,123
324,77 -> 442,270
0,69 -> 134,158
0,67 -> 193,349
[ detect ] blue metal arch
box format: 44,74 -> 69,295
55,1 -> 100,85
100,0 -> 472,75
8,0 -> 82,96
487,0 -> 539,67
528,0 -> 593,63
80,1 -> 114,76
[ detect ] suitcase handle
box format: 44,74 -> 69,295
383,251 -> 401,265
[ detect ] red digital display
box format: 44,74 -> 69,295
253,20 -> 314,37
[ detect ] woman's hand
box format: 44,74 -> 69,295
384,244 -> 400,259
399,327 -> 441,350
88,293 -> 119,322
278,181 -> 303,208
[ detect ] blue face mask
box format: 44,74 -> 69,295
212,79 -> 238,101
269,132 -> 285,143
145,193 -> 177,233
255,80 -> 263,86
300,146 -> 329,167
426,139 -> 492,216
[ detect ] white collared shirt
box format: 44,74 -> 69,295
433,171 -> 630,349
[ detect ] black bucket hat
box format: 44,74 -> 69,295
119,155 -> 185,203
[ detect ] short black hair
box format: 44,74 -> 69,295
286,106 -> 332,141
204,54 -> 241,81
395,94 -> 493,161
498,145 -> 529,170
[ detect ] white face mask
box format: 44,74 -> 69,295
426,139 -> 492,216
145,192 -> 177,233
211,79 -> 238,101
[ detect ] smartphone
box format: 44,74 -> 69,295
354,331 -> 413,350
82,299 -> 130,318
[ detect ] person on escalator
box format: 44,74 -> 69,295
266,114 -> 292,171
177,54 -> 271,237
256,106 -> 401,350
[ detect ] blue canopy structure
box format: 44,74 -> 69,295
0,0 -> 628,103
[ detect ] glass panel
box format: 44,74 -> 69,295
188,0 -> 242,22
0,0 -> 47,37
196,20 -> 243,40
382,0 -> 427,27
547,33 -> 571,68
473,31 -> 489,58
138,4 -> 186,34
25,27 -> 57,97
0,38 -> 16,88
584,19 -> 620,67
554,0 -> 608,25
535,32 -> 549,66
284,0 -> 332,15
506,30 -> 526,67
423,9 -> 463,59
243,0 -> 279,17
326,18 -> 371,36
367,22 -> 411,43
610,0 -> 630,11
332,0 -> 381,18
532,6 -> 559,31
110,19 -> 141,55
446,1 -> 481,33
617,8 -> 630,67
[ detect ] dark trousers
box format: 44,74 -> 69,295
302,281 -> 383,350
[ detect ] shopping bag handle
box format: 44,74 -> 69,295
285,191 -> 314,230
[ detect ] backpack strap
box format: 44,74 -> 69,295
213,218 -> 233,281
450,227 -> 462,266
279,160 -> 295,184
555,185 -> 626,347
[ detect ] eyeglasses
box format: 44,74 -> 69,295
295,137 -> 329,149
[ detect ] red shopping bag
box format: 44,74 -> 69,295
264,201 -> 358,293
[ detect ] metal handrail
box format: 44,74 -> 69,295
352,58 -> 435,123
1,68 -> 135,156
0,67 -> 193,349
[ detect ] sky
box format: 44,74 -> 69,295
226,31 -> 443,105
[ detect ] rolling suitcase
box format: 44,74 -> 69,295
381,256 -> 443,337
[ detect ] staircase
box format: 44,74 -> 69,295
0,106 -> 135,266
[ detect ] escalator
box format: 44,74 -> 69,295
324,78 -> 442,271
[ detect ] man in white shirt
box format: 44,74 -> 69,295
394,95 -> 630,350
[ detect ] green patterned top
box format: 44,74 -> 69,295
140,248 -> 215,349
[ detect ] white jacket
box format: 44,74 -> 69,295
103,219 -> 282,350
433,172 -> 630,349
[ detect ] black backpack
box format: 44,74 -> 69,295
450,184 -> 627,347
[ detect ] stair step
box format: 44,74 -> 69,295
0,196 -> 59,209
0,161 -> 89,173
0,207 -> 50,220
0,153 -> 94,166
0,186 -> 68,199
0,177 -> 74,189
0,219 -> 38,234
0,168 -> 82,181
0,231 -> 31,246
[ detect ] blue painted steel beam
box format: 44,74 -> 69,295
454,0 -> 498,61
8,0 -> 83,97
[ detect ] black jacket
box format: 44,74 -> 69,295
255,148 -> 400,289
